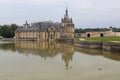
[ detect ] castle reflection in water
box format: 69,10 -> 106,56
15,41 -> 74,69
14,40 -> 120,62
0,40 -> 120,70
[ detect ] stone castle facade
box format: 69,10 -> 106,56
15,9 -> 75,40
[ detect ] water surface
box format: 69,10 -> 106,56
0,40 -> 120,80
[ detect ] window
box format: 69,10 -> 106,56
100,33 -> 104,37
87,33 -> 90,37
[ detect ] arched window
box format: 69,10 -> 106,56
87,33 -> 90,37
100,33 -> 104,37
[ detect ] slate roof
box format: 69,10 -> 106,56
15,21 -> 61,32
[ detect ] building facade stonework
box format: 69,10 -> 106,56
76,27 -> 120,38
15,9 -> 75,40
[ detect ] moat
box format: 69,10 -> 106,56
0,40 -> 120,80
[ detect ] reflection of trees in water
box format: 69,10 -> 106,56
102,51 -> 120,61
0,42 -> 16,52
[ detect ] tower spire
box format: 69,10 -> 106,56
25,20 -> 28,24
66,6 -> 68,16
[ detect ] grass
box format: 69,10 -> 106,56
74,37 -> 80,41
85,36 -> 120,42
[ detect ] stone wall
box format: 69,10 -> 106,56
57,39 -> 74,45
74,41 -> 102,49
115,32 -> 120,36
77,30 -> 120,38
102,42 -> 120,52
74,41 -> 120,52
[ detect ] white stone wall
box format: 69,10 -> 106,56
78,31 -> 120,38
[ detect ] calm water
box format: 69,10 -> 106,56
0,40 -> 120,80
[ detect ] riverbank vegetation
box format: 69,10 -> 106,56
75,28 -> 120,33
0,24 -> 18,38
85,36 -> 120,42
74,36 -> 120,43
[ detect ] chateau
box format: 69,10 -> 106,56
15,8 -> 75,40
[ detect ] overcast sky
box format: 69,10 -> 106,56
0,0 -> 120,28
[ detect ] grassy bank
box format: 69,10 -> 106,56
85,36 -> 120,42
74,36 -> 120,43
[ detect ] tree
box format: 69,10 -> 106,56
75,28 -> 110,33
10,24 -> 18,31
0,24 -> 18,38
0,25 -> 10,38
10,24 -> 18,37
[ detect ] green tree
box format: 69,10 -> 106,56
10,24 -> 18,31
10,24 -> 18,37
75,28 -> 109,33
0,25 -> 10,38
0,24 -> 18,38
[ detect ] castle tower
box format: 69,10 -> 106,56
23,21 -> 30,29
109,26 -> 113,32
61,8 -> 75,39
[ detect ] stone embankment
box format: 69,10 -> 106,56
1,38 -> 14,41
57,39 -> 74,45
74,41 -> 120,52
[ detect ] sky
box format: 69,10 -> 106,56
0,0 -> 120,28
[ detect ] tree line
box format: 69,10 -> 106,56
0,24 -> 18,38
75,28 -> 120,33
